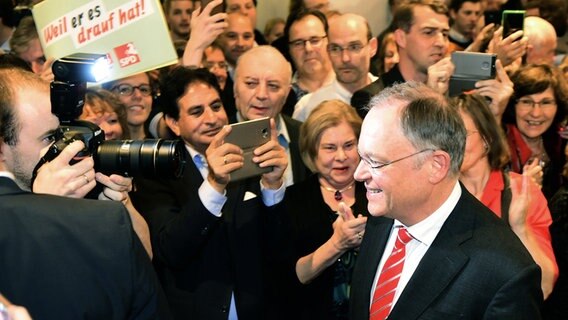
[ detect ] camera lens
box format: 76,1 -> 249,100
95,139 -> 186,178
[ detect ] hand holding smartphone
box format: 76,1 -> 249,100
502,10 -> 525,38
224,117 -> 273,181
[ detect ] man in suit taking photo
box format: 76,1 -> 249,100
349,81 -> 543,319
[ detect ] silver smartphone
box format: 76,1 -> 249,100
449,51 -> 497,97
225,117 -> 272,181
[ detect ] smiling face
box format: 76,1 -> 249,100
314,121 -> 359,189
354,104 -> 433,220
515,87 -> 558,140
111,73 -> 153,131
234,47 -> 291,120
396,5 -> 449,75
166,82 -> 228,153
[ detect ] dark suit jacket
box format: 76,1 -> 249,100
350,186 -> 543,320
350,64 -> 405,119
282,114 -> 309,185
0,177 -> 169,320
131,149 -> 287,320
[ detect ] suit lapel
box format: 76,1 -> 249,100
357,217 -> 394,300
388,191 -> 475,319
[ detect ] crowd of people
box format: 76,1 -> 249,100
1,0 -> 568,319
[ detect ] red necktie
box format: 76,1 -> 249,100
370,227 -> 413,320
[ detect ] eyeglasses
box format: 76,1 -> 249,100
288,35 -> 327,51
358,149 -> 434,173
111,84 -> 152,97
327,42 -> 367,56
203,61 -> 228,70
516,98 -> 557,111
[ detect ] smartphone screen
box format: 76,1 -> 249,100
502,10 -> 525,38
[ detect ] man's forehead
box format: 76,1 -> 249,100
412,6 -> 449,27
227,15 -> 253,32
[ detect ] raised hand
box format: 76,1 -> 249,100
256,118 -> 287,190
205,125 -> 244,192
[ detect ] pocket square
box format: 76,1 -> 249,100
243,191 -> 257,201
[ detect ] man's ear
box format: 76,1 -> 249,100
368,36 -> 378,58
164,115 -> 181,137
428,150 -> 452,184
394,28 -> 407,50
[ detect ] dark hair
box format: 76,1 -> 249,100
451,94 -> 510,170
393,0 -> 449,33
0,0 -> 16,27
160,66 -> 222,120
376,32 -> 397,74
369,81 -> 466,176
448,0 -> 480,12
284,8 -> 329,42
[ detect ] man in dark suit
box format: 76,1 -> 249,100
0,67 -> 169,319
233,45 -> 309,186
349,81 -> 542,319
351,0 -> 454,118
131,67 -> 289,319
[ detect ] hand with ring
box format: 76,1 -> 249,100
330,202 -> 368,252
205,125 -> 244,192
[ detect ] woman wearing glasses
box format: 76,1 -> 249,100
452,93 -> 558,299
275,100 -> 367,319
502,64 -> 568,200
102,72 -> 154,140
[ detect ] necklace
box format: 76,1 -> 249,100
320,181 -> 355,201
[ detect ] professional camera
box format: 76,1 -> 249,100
35,53 -> 186,179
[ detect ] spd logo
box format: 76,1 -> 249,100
114,43 -> 141,68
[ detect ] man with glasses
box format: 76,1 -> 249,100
292,13 -> 377,122
349,81 -> 543,320
103,72 -> 153,140
350,82 -> 543,320
351,0 -> 454,118
285,9 -> 335,101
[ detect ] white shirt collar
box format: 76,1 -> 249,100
0,171 -> 16,180
394,181 -> 462,246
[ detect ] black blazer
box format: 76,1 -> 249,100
282,114 -> 310,185
0,177 -> 169,320
350,64 -> 405,119
350,185 -> 543,320
131,149 -> 287,320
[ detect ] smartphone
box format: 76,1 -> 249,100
484,10 -> 501,26
502,10 -> 525,38
449,52 -> 497,97
224,117 -> 272,181
200,0 -> 224,16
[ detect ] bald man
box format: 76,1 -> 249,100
234,45 -> 309,186
524,16 -> 557,65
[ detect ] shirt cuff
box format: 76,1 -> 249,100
261,181 -> 286,206
199,179 -> 227,217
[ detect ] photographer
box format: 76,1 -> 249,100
0,61 -> 153,258
0,66 -> 170,319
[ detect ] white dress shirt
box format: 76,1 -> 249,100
370,182 -> 462,308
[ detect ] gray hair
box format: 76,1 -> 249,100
367,81 -> 466,176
